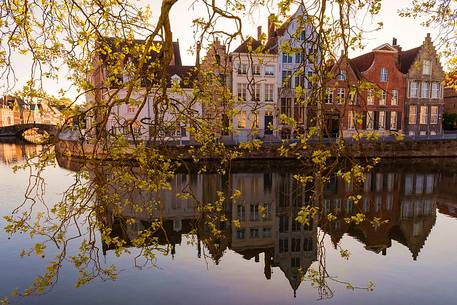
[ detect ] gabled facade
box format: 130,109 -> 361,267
403,34 -> 445,136
230,36 -> 279,143
265,6 -> 318,138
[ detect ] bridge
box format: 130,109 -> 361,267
0,123 -> 59,141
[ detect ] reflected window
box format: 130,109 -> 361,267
279,215 -> 289,233
386,194 -> 393,210
425,175 -> 434,194
346,200 -> 353,214
250,228 -> 259,238
405,175 -> 413,194
376,173 -> 383,192
263,227 -> 272,238
292,220 -> 301,232
375,195 -> 382,212
279,239 -> 289,253
304,238 -> 313,251
387,173 -> 394,191
363,198 -> 370,212
416,175 -> 424,194
250,204 -> 260,221
237,205 -> 245,221
291,257 -> 300,268
236,229 -> 245,239
334,199 -> 342,214
292,238 -> 301,252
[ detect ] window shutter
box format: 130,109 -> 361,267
374,111 -> 379,130
397,112 -> 402,130
362,112 -> 367,129
386,112 -> 391,130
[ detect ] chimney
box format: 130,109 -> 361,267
392,37 -> 397,46
257,26 -> 262,41
268,14 -> 276,39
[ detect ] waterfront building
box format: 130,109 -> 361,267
444,86 -> 457,114
403,34 -> 445,136
230,34 -> 279,143
264,6 -> 318,139
87,38 -> 201,144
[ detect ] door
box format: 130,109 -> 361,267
264,112 -> 273,135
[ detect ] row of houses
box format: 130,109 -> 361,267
0,95 -> 63,127
87,6 -> 452,144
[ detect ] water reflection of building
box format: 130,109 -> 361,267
0,142 -> 40,164
100,171 -> 318,295
322,170 -> 437,260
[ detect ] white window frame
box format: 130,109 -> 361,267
421,82 -> 430,99
380,68 -> 388,82
265,65 -> 275,76
391,89 -> 398,105
422,60 -> 431,75
430,106 -> 438,124
431,82 -> 440,99
379,111 -> 386,129
390,111 -> 397,130
367,111 -> 374,130
367,89 -> 374,105
419,106 -> 428,124
410,81 -> 418,98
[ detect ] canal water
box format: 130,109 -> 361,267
1,142 -> 457,305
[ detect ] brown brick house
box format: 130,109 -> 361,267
444,86 -> 457,114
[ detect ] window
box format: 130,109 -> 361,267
391,89 -> 398,105
252,83 -> 261,101
250,204 -> 259,221
236,204 -> 246,221
421,82 -> 430,98
367,111 -> 374,129
279,239 -> 289,253
409,105 -> 417,124
252,64 -> 260,75
282,70 -> 292,88
307,71 -> 314,89
237,83 -> 247,100
238,63 -> 247,74
431,82 -> 440,98
420,106 -> 428,124
292,238 -> 301,252
348,111 -> 355,129
367,89 -> 374,105
349,90 -> 356,104
250,228 -> 259,238
265,65 -> 275,76
237,111 -> 247,128
127,105 -> 136,113
280,98 -> 292,117
337,70 -> 346,81
423,60 -> 431,75
291,257 -> 300,268
265,84 -> 274,102
390,111 -> 397,130
379,111 -> 386,129
430,106 -> 438,124
263,228 -> 272,238
251,111 -> 259,128
236,229 -> 245,239
380,68 -> 388,82
325,88 -> 334,104
380,90 -> 387,105
295,53 -> 302,63
410,81 -> 419,98
282,53 -> 293,63
336,88 -> 345,104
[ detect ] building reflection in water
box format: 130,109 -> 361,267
0,142 -> 40,164
99,165 -> 443,295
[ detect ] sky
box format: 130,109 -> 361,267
0,0 -> 438,102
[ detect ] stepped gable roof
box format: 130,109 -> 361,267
398,46 -> 421,74
232,36 -> 263,53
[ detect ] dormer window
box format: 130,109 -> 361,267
380,68 -> 388,82
337,70 -> 346,81
171,74 -> 181,86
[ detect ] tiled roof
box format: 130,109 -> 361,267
399,47 -> 421,74
232,36 -> 263,53
167,65 -> 197,88
348,45 -> 421,75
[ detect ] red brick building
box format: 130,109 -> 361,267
444,87 -> 457,114
327,43 -> 406,137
